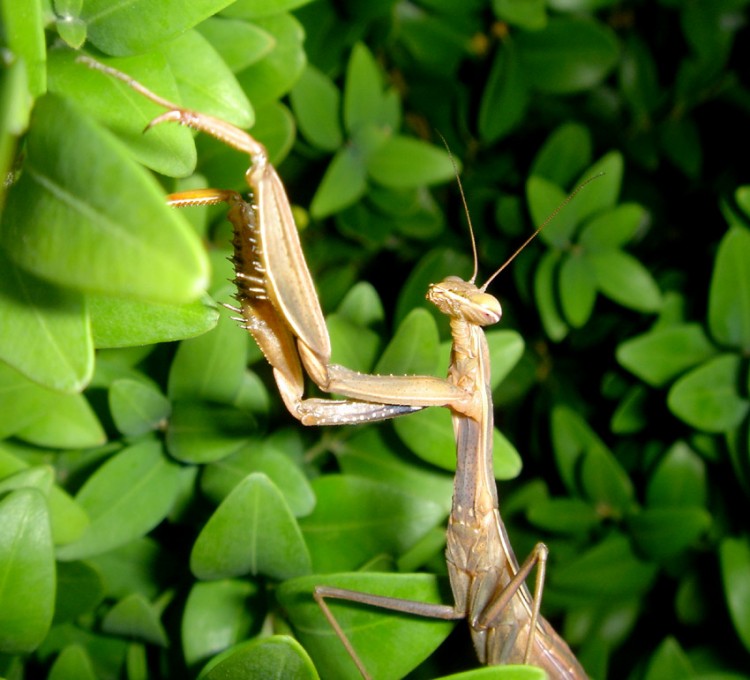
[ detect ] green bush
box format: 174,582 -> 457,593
1,1 -> 749,678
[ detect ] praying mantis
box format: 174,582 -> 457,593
80,56 -> 588,679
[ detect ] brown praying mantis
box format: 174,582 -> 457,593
80,56 -> 589,679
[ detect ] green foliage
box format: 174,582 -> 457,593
1,1 -> 750,679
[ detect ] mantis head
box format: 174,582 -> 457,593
427,276 -> 502,327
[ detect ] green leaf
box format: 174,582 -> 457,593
1,94 -> 209,304
478,40 -> 529,143
310,146 -> 367,219
54,561 -> 104,624
201,442 -> 315,517
191,472 -> 311,580
290,64 -> 343,151
720,536 -> 750,654
166,401 -> 254,464
48,50 -> 196,177
439,667 -> 548,680
616,324 -> 717,387
182,579 -> 259,667
199,635 -> 319,680
375,308 -> 440,376
0,245 -> 92,393
573,151 -> 624,223
344,43 -> 384,134
659,116 -> 702,180
109,378 -> 171,437
15,391 -> 105,449
629,507 -> 711,561
56,441 -> 183,560
559,251 -> 597,328
367,135 -> 459,188
667,354 -> 749,432
580,444 -> 634,517
47,644 -> 98,680
299,475 -> 444,572
516,16 -> 619,94
708,226 -> 750,352
493,0 -> 547,30
162,29 -> 253,128
89,293 -> 219,348
579,203 -> 647,250
487,330 -> 525,390
81,0 -> 235,55
646,442 -> 707,509
0,489 -> 55,653
589,249 -> 662,313
530,122 -> 592,187
534,250 -> 568,341
526,176 -> 575,247
551,534 -> 657,602
168,310 -> 248,404
642,637 -> 694,680
0,0 -> 46,96
527,497 -> 600,535
278,572 -> 453,680
235,13 -> 306,108
0,361 -> 57,439
101,593 -> 168,647
197,16 -> 275,73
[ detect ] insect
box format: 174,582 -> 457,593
80,56 -> 588,679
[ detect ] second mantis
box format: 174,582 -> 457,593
81,56 -> 589,679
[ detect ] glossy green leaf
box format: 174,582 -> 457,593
338,428 -> 453,513
109,378 -> 170,437
278,572 -> 453,680
375,308 -> 439,376
646,442 -> 707,509
197,16 -> 275,72
579,203 -> 647,250
235,13 -> 306,108
47,644 -> 98,680
708,226 -> 750,352
580,444 -> 634,516
291,64 -> 343,151
478,40 -> 529,143
82,0 -> 235,55
559,251 -> 597,327
182,579 -> 259,667
439,667 -> 548,680
1,0 -> 46,96
89,293 -> 219,348
573,151 -> 624,223
56,441 -> 183,560
530,122 -> 592,188
487,330 -> 525,390
493,0 -> 547,30
1,94 -> 209,304
328,313 -> 381,373
167,401 -> 254,464
201,442 -> 315,517
516,17 -> 619,94
300,475 -> 444,572
616,324 -> 717,387
48,50 -> 196,177
367,135 -> 459,188
163,29 -> 253,128
344,42 -> 384,134
101,593 -> 168,646
0,489 -> 55,653
0,361 -> 57,439
168,311 -> 248,404
668,354 -> 749,432
54,561 -> 104,624
642,637 -> 694,680
527,497 -> 600,535
720,536 -> 750,653
534,250 -> 568,341
310,146 -> 367,219
15,391 -> 105,449
336,282 -> 385,329
589,249 -> 662,313
192,472 -> 311,580
551,534 -> 657,601
629,507 -> 711,560
526,176 -> 575,247
0,246 -> 92,393
199,635 -> 319,680
659,116 -> 701,180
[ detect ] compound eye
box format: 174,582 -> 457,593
469,293 -> 502,316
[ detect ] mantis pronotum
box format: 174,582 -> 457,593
81,56 -> 588,679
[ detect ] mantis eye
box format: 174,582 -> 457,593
469,293 -> 501,315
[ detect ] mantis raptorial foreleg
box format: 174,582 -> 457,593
80,56 -> 589,679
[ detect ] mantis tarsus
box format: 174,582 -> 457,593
81,56 -> 589,679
